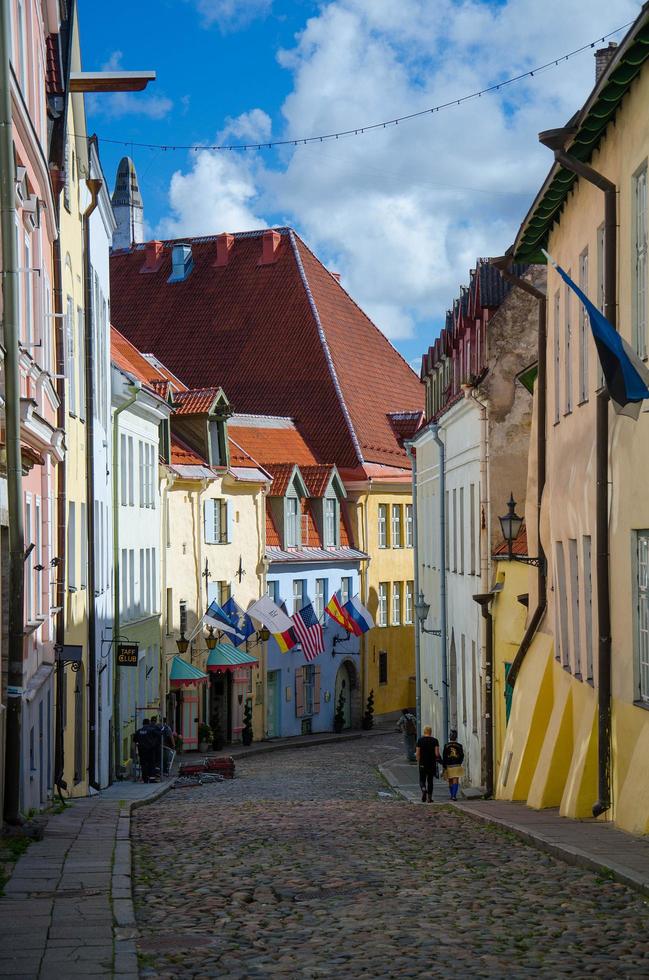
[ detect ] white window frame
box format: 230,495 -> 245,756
564,274 -> 573,414
24,233 -> 32,348
66,295 -> 76,416
77,306 -> 85,420
25,495 -> 33,619
267,580 -> 280,604
391,505 -> 401,549
292,578 -> 306,615
80,502 -> 87,590
68,501 -> 76,591
340,576 -> 352,607
555,542 -> 570,669
405,581 -> 414,625
568,539 -> 581,677
120,433 -> 127,505
378,582 -> 388,627
554,289 -> 561,423
285,495 -> 299,549
35,496 -> 42,616
583,535 -> 593,683
324,497 -> 337,547
405,504 -> 413,548
635,530 -> 649,704
128,437 -> 134,506
378,504 -> 388,549
314,577 -> 326,621
392,581 -> 401,626
633,164 -> 648,359
578,247 -> 589,403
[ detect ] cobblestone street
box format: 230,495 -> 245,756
133,734 -> 649,979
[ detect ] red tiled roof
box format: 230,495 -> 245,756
45,35 -> 63,96
301,497 -> 320,547
227,421 -> 318,468
109,230 -> 423,470
387,410 -> 424,446
264,463 -> 298,497
173,387 -> 223,415
111,326 -> 167,394
170,434 -> 207,467
266,503 -> 281,547
494,523 -> 528,557
149,379 -> 172,400
299,464 -> 334,497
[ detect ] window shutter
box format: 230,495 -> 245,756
224,500 -> 233,544
312,666 -> 321,714
204,500 -> 216,544
295,667 -> 304,717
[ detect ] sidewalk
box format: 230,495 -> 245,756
0,779 -> 169,979
378,759 -> 649,896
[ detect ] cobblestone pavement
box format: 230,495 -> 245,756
133,734 -> 649,979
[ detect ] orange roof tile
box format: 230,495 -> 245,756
300,464 -> 334,497
227,419 -> 318,468
494,523 -> 528,557
173,387 -> 223,415
264,463 -> 298,497
170,434 -> 208,467
266,503 -> 281,547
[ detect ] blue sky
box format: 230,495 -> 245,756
79,0 -> 639,369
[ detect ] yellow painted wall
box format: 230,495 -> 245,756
491,560 -> 528,782
348,486 -> 416,717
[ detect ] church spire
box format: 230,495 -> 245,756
111,156 -> 144,250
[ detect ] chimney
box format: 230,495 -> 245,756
167,243 -> 194,283
595,42 -> 618,83
259,229 -> 282,265
213,232 -> 234,268
140,240 -> 165,274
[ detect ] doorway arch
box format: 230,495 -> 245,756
334,659 -> 360,729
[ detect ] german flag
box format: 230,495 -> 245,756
274,625 -> 298,653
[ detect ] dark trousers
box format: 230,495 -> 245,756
139,748 -> 155,782
419,766 -> 435,797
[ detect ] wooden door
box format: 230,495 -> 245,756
182,690 -> 199,750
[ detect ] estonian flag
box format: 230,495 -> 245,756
545,251 -> 649,418
205,599 -> 240,638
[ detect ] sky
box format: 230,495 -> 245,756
78,0 -> 640,369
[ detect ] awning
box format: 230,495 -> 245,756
206,642 -> 258,673
169,655 -> 208,688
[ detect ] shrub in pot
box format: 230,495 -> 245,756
242,700 -> 253,746
334,690 -> 346,733
361,689 -> 375,730
197,723 -> 212,752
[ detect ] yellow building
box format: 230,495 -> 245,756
347,475 -> 416,720
497,12 -> 649,834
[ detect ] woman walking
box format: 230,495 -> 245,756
416,725 -> 441,802
442,729 -> 465,801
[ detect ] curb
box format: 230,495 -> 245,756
111,782 -> 173,978
455,804 -> 649,899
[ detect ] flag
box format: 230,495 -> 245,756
205,600 -> 240,638
274,625 -> 298,653
325,590 -> 358,633
292,602 -> 325,662
544,250 -> 649,418
247,594 -> 295,634
343,595 -> 374,634
222,596 -> 255,647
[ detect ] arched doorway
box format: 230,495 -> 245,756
334,659 -> 360,730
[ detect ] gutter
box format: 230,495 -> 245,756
112,381 -> 141,777
538,130 -> 615,819
489,260 -> 547,691
82,178 -> 101,789
1,0 -> 25,822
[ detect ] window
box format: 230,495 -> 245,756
635,531 -> 649,703
459,487 -> 465,575
405,504 -> 413,548
405,581 -> 414,625
315,578 -> 327,620
35,497 -> 42,616
378,650 -> 388,685
391,505 -> 402,548
166,588 -> 173,635
445,490 -> 450,570
472,640 -> 479,734
340,576 -> 352,606
139,549 -> 145,616
378,583 -> 388,627
324,497 -> 337,547
120,434 -> 127,505
555,542 -> 570,669
24,235 -> 32,348
16,0 -> 27,94
470,484 -> 476,575
285,496 -> 299,548
392,582 -> 401,625
218,581 -> 231,606
129,549 -> 135,619
42,273 -> 51,374
293,579 -> 306,615
583,536 -> 593,682
204,498 -> 228,544
597,223 -> 606,389
121,549 -> 128,619
267,580 -> 280,604
80,503 -> 87,590
152,548 -> 157,613
25,496 -> 33,619
564,275 -> 572,414
578,248 -> 589,403
569,539 -> 581,677
303,664 -> 315,715
77,307 -> 85,420
378,504 -> 388,548
554,290 -> 561,423
68,501 -> 76,590
452,488 -> 457,572
66,295 -> 76,415
461,634 -> 467,726
633,165 -> 648,358
128,437 -> 134,506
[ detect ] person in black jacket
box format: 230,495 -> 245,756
442,730 -> 465,801
133,719 -> 160,783
416,725 -> 441,802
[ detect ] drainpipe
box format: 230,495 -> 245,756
473,591 -> 495,797
1,0 -> 25,822
112,381 -> 141,777
489,259 -> 547,689
82,178 -> 101,789
431,425 -> 449,742
539,129 -> 614,819
405,443 -> 421,734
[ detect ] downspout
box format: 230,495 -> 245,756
52,186 -> 66,799
405,443 -> 421,733
431,425 -> 449,742
112,381 -> 141,776
539,130 -> 615,818
1,0 -> 25,822
473,592 -> 495,797
489,260 -> 547,690
82,178 -> 101,789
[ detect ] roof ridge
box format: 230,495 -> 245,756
288,230 -> 365,465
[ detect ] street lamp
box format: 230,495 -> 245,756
205,626 -> 218,651
498,493 -> 545,569
176,633 -> 189,655
414,591 -> 441,636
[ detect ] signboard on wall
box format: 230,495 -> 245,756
117,643 -> 139,667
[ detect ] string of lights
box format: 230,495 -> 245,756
84,21 -> 632,154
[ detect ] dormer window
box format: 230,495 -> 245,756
285,496 -> 299,548
167,243 -> 194,283
208,418 -> 227,467
324,496 -> 338,547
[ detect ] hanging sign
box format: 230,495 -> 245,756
117,643 -> 139,667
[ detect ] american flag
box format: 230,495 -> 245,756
292,602 -> 324,662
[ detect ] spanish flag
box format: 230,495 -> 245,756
325,591 -> 361,635
274,625 -> 298,653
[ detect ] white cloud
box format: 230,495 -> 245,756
158,0 -> 638,342
191,0 -> 272,32
88,51 -> 173,120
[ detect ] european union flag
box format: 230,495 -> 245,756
222,596 -> 255,647
546,252 -> 649,418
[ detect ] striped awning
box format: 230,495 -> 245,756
169,655 -> 208,688
206,642 -> 258,672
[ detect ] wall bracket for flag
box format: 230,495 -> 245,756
332,631 -> 354,654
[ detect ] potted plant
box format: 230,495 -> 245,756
334,689 -> 346,733
361,689 -> 375,730
175,733 -> 184,755
242,700 -> 253,746
197,723 -> 212,753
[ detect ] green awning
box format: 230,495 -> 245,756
516,363 -> 538,395
206,642 -> 258,672
169,655 -> 208,687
